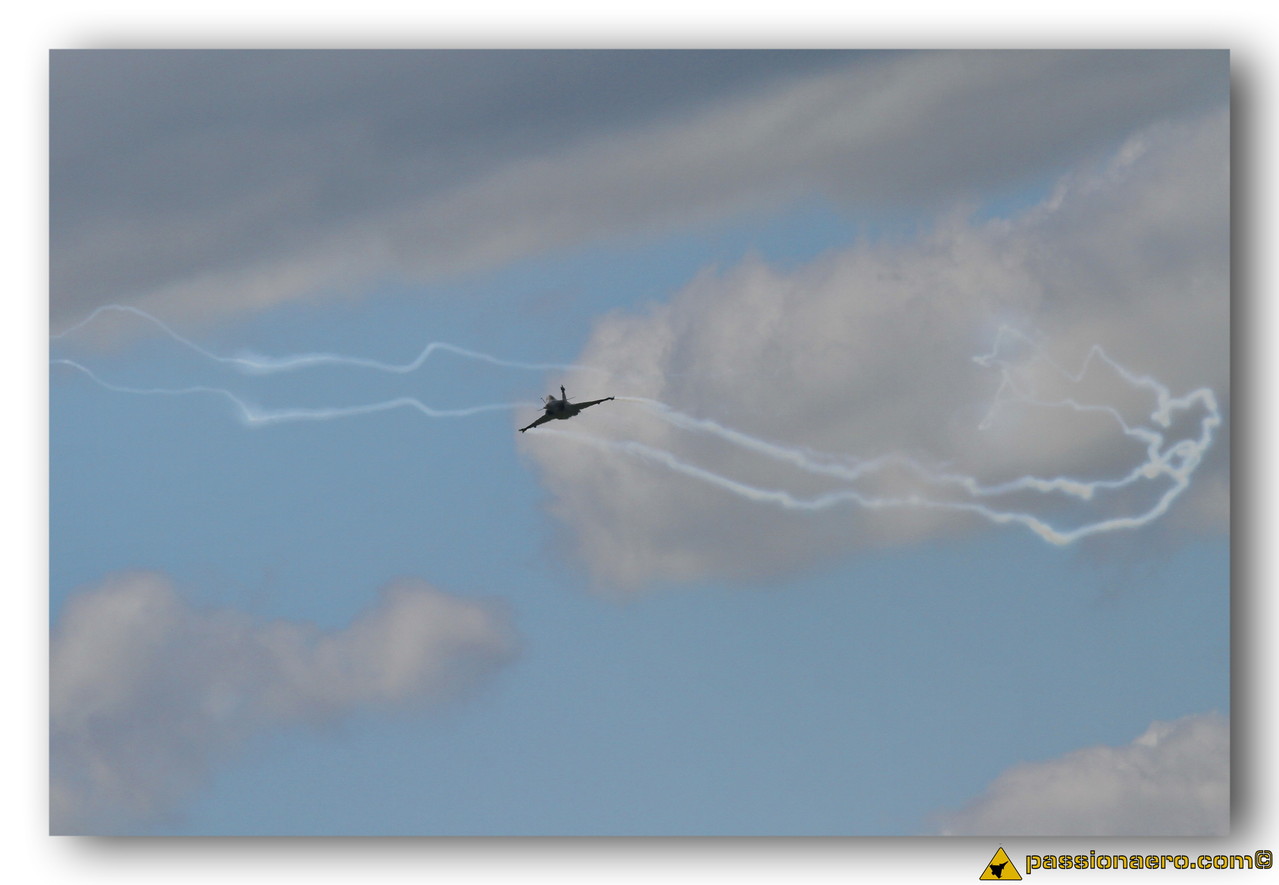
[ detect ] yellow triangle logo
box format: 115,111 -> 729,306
980,848 -> 1022,881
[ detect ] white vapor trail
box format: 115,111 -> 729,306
570,328 -> 1220,546
50,304 -> 567,426
51,359 -> 525,425
53,306 -> 1220,544
52,303 -> 592,375
539,426 -> 1105,544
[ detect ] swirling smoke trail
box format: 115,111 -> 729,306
52,307 -> 1220,544
592,326 -> 1220,545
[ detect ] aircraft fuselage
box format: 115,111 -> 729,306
544,399 -> 581,419
519,386 -> 614,432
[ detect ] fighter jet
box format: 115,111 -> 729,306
519,385 -> 615,432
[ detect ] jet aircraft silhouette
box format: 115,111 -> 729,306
519,385 -> 615,433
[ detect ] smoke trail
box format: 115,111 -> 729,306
971,326 -> 1220,496
50,304 -> 572,427
541,400 -> 1213,546
53,305 -> 1220,543
624,372 -> 1216,509
571,332 -> 1220,546
52,303 -> 593,376
538,427 -> 1096,544
52,359 -> 527,426
615,396 -> 910,482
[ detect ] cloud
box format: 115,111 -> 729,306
935,713 -> 1229,836
50,50 -> 1224,329
50,571 -> 517,833
522,108 -> 1228,588
48,49 -> 845,327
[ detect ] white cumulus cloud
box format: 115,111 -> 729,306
50,572 -> 517,833
522,108 -> 1228,589
936,713 -> 1229,836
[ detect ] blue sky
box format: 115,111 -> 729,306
48,49 -> 1230,838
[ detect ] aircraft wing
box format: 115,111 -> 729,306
519,412 -> 555,433
575,396 -> 615,410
